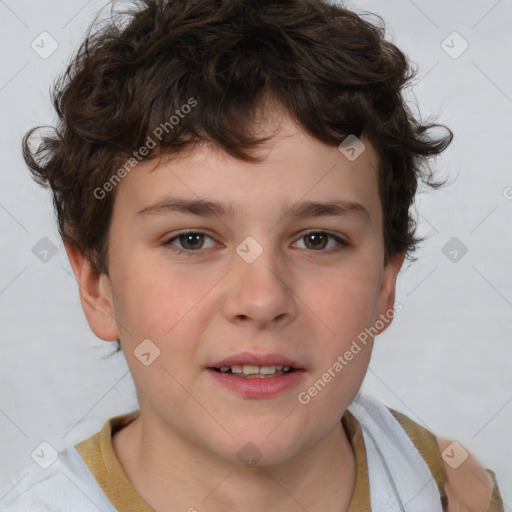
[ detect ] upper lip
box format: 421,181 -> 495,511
208,352 -> 304,369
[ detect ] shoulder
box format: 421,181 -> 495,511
388,408 -> 448,501
436,436 -> 503,512
387,408 -> 503,511
1,494 -> 52,512
1,447 -> 116,512
0,463 -> 61,512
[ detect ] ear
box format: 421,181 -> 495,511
375,251 -> 406,335
64,242 -> 119,341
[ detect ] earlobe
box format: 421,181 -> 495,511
64,242 -> 119,341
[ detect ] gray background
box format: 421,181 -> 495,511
0,0 -> 511,506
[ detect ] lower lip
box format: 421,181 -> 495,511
205,369 -> 306,398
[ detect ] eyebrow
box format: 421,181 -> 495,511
137,197 -> 371,223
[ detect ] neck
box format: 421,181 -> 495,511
113,412 -> 356,512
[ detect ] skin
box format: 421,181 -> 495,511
437,437 -> 494,511
65,108 -> 493,511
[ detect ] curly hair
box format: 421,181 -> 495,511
23,0 -> 452,276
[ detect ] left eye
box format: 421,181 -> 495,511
162,230 -> 347,254
293,231 -> 347,251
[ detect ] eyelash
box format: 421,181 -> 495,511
161,230 -> 348,256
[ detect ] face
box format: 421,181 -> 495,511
72,111 -> 403,467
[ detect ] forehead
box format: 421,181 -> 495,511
113,113 -> 382,225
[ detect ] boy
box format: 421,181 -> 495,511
2,0 -> 503,510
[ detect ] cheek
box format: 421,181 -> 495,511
111,267 -> 207,397
311,260 -> 382,335
110,260 -> 208,351
303,259 -> 381,404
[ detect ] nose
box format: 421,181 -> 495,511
221,242 -> 297,329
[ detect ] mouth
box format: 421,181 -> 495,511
205,352 -> 306,397
206,364 -> 305,398
208,364 -> 298,378
207,352 -> 304,377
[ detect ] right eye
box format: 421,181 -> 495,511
161,231 -> 218,255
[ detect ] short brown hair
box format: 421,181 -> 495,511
23,0 -> 452,277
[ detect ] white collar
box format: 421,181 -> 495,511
348,392 -> 443,511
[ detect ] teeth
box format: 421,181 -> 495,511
242,365 -> 260,375
260,365 -> 280,374
218,364 -> 293,375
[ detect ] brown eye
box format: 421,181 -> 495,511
294,231 -> 347,252
303,232 -> 328,250
177,233 -> 205,250
162,231 -> 216,254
